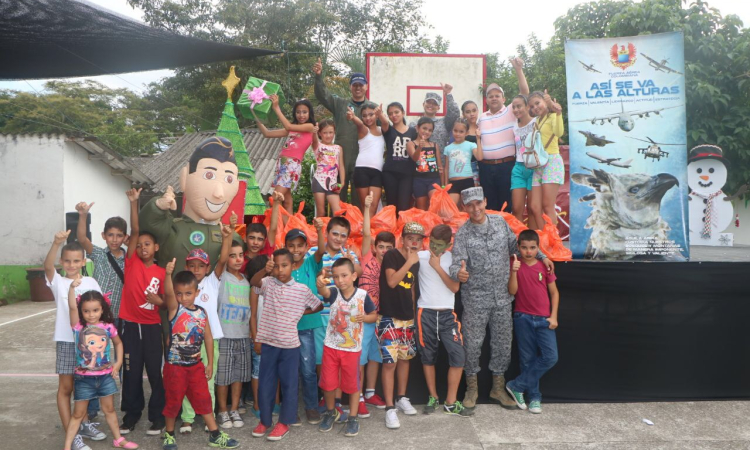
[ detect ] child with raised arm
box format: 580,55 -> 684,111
356,191 -> 393,415
316,259 -> 378,437
348,102 -> 386,217
63,286 -> 137,450
407,118 -> 443,210
118,187 -> 167,436
161,258 -> 240,449
416,225 -> 471,417
505,230 -> 560,414
254,94 -> 317,214
250,249 -> 323,441
178,213 -> 235,434
45,229 -> 103,450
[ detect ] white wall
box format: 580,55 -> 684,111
728,202 -> 750,245
0,135 -> 66,265
63,142 -> 132,249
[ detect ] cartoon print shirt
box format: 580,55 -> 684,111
414,143 -> 440,178
217,271 -> 251,339
358,253 -> 381,310
119,252 -> 165,325
378,249 -> 419,320
167,304 -> 207,366
279,131 -> 313,161
444,141 -> 477,179
48,272 -> 102,342
323,287 -> 376,352
73,322 -> 117,375
313,143 -> 342,192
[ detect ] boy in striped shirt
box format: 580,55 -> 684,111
249,249 -> 323,442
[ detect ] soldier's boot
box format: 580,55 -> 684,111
463,374 -> 478,409
489,374 -> 517,409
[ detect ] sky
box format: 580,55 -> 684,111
1,0 -> 749,93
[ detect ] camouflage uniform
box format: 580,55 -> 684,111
449,215 -> 543,376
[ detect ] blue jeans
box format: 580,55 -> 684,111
258,344 -> 300,427
507,312 -> 558,402
298,329 -> 319,410
478,160 -> 514,212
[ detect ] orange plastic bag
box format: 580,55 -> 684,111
262,198 -> 291,250
334,202 -> 365,257
370,205 -> 398,235
282,201 -> 313,247
537,214 -> 572,261
428,183 -> 461,222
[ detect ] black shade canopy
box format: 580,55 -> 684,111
0,0 -> 280,80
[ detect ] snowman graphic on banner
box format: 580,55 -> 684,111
687,145 -> 734,246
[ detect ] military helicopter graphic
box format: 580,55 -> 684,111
627,136 -> 685,161
640,53 -> 684,75
586,152 -> 633,168
579,130 -> 614,147
578,60 -> 601,73
573,101 -> 682,132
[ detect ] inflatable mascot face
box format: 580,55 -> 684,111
179,137 -> 239,224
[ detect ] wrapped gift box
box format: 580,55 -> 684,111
238,77 -> 285,122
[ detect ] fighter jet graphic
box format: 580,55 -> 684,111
579,130 -> 615,147
578,60 -> 602,73
640,53 -> 683,75
586,152 -> 633,168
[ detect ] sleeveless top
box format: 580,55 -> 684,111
279,131 -> 313,161
167,304 -> 207,366
513,118 -> 537,162
314,143 -> 342,191
355,128 -> 385,171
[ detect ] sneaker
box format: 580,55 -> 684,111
505,384 -> 527,410
528,400 -> 542,414
290,415 -> 302,427
344,417 -> 359,437
208,430 -> 240,448
179,423 -> 192,434
80,422 -> 106,440
162,432 -> 177,450
423,396 -> 439,415
306,408 -> 322,425
444,401 -> 474,417
385,408 -> 400,429
237,405 -> 247,414
364,393 -> 386,409
335,404 -> 349,423
357,400 -> 371,418
148,422 -> 164,436
318,409 -> 339,432
251,423 -> 269,438
72,435 -> 92,450
218,412 -> 232,429
395,397 -> 417,415
87,412 -> 99,422
228,410 -> 244,428
118,422 -> 135,436
112,437 -> 139,449
266,423 -> 289,441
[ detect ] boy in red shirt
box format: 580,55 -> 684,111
118,188 -> 167,435
505,229 -> 560,414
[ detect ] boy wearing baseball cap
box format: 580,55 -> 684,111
377,222 -> 424,429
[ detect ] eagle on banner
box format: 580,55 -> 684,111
610,43 -> 637,70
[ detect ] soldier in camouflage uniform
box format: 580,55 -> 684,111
449,187 -> 553,409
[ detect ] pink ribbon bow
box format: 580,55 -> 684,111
76,291 -> 112,306
243,81 -> 269,108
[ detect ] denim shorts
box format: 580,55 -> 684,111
360,322 -> 383,365
74,374 -> 118,401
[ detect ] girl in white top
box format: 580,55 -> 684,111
511,94 -> 538,230
348,102 -> 387,218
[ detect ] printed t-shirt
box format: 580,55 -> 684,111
88,245 -> 125,318
73,322 -> 118,375
48,272 -> 102,342
444,141 -> 478,179
217,271 -> 251,339
196,272 -> 223,340
256,277 -> 322,349
383,126 -> 417,174
417,250 -> 455,310
293,254 -> 324,330
513,118 -> 537,162
279,131 -> 313,161
378,249 -> 419,320
514,260 -> 557,317
323,287 -> 376,352
414,143 -> 440,177
119,253 -> 165,325
358,252 -> 381,310
307,246 -> 360,319
167,304 -> 207,366
314,143 -> 342,191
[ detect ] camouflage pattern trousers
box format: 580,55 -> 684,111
462,302 -> 513,376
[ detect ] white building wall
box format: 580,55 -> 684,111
0,134 -> 66,265
62,141 -> 132,249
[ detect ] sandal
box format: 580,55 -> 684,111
112,437 -> 139,449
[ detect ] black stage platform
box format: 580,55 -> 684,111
404,245 -> 750,403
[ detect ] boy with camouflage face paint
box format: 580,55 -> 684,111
416,225 -> 471,417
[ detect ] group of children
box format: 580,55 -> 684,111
47,177 -> 560,449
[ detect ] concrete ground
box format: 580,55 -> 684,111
1,301 -> 748,450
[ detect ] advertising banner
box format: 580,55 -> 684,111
565,32 -> 689,260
